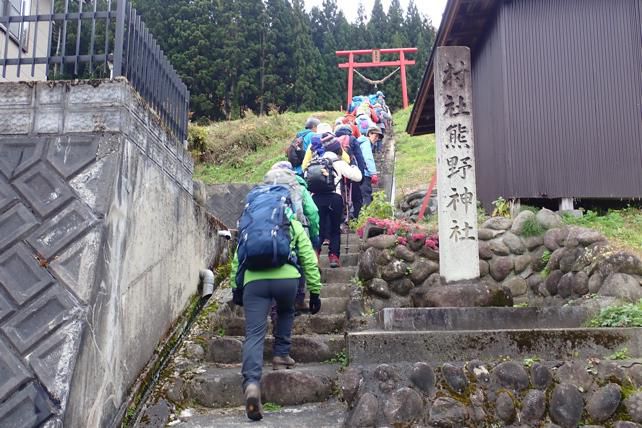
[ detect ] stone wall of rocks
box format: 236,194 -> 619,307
357,208 -> 642,309
340,358 -> 642,427
396,189 -> 437,222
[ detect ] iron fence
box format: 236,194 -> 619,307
0,0 -> 189,143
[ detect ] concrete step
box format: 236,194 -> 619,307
346,328 -> 642,365
321,283 -> 352,298
170,400 -> 347,427
318,252 -> 360,268
320,266 -> 357,284
205,334 -> 345,364
376,306 -> 595,331
183,363 -> 341,408
213,313 -> 347,336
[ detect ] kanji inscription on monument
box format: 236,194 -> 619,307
434,46 -> 480,282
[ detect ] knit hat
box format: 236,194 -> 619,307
367,126 -> 383,136
334,125 -> 352,137
324,138 -> 342,154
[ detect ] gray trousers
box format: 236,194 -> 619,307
242,278 -> 298,389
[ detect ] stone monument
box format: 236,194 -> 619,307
434,46 -> 480,282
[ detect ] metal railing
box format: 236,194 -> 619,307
0,0 -> 189,143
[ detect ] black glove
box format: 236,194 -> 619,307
232,287 -> 244,306
309,293 -> 321,315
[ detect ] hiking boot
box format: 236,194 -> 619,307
329,254 -> 340,268
244,383 -> 262,421
272,355 -> 296,370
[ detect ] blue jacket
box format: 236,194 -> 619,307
294,129 -> 314,175
357,136 -> 377,177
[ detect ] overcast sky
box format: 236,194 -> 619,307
303,0 -> 448,29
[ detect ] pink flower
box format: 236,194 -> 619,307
397,236 -> 408,246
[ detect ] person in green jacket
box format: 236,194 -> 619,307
229,211 -> 322,421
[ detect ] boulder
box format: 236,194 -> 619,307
492,361 -> 530,391
349,393 -> 379,427
549,384 -> 583,428
597,252 -> 642,277
558,273 -> 574,298
366,278 -> 391,299
383,387 -> 424,426
530,246 -> 548,272
478,241 -> 494,260
478,228 -> 503,240
495,391 -> 516,424
511,210 -> 536,235
503,231 -> 526,254
365,234 -> 397,249
482,216 -> 513,230
429,397 -> 469,426
489,239 -> 511,256
527,273 -> 544,293
479,260 -> 489,277
410,363 -> 436,396
520,389 -> 546,421
388,278 -> 415,296
442,363 -> 468,394
422,273 -> 442,288
505,276 -> 528,297
376,249 -> 392,265
381,260 -> 408,282
409,258 -> 439,285
418,246 -> 440,261
624,392 -> 642,423
588,272 -> 604,293
339,368 -> 363,407
410,280 -> 512,307
599,273 -> 642,302
394,245 -> 416,263
489,256 -> 514,282
547,247 -> 565,271
536,208 -> 563,229
514,254 -> 531,274
559,247 -> 584,273
586,383 -> 621,422
531,363 -> 553,390
545,270 -> 564,296
524,235 -> 544,250
556,361 -> 594,392
358,247 -> 380,281
544,227 -> 568,251
572,271 -> 589,296
577,228 -> 606,246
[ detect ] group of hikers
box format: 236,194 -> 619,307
229,91 -> 390,421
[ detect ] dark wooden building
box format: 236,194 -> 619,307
407,0 -> 642,210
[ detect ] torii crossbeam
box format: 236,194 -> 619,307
336,48 -> 417,109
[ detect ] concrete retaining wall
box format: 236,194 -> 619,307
0,80 -> 220,427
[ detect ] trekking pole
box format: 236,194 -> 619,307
344,179 -> 352,254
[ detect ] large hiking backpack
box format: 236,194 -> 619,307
286,136 -> 305,168
305,157 -> 337,194
263,168 -> 307,227
236,185 -> 294,272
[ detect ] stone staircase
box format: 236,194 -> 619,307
166,233 -> 361,426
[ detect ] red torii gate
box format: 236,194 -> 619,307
336,48 -> 417,109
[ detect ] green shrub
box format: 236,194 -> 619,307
492,196 -> 511,217
588,299 -> 642,327
187,124 -> 208,153
520,217 -> 545,237
349,191 -> 394,231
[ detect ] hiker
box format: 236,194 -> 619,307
357,126 -> 380,206
230,185 -> 322,421
306,138 -> 362,267
289,117 -> 320,176
300,123 -> 350,171
334,125 -> 366,219
263,160 -> 320,313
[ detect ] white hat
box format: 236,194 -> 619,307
316,122 -> 333,134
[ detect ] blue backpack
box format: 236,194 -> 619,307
236,185 -> 294,283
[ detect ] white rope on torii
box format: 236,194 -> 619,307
353,67 -> 401,88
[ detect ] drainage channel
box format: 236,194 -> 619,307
120,270 -> 219,428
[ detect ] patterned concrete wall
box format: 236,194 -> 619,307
0,80 -> 214,427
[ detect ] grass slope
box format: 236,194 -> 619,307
392,106 -> 436,199
191,111 -> 340,184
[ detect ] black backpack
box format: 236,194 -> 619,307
305,157 -> 337,194
287,136 -> 305,168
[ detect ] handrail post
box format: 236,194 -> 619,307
112,0 -> 126,77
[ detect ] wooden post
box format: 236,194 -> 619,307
347,52 -> 354,109
400,51 -> 409,108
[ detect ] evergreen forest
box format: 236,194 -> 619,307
131,0 -> 436,121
